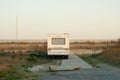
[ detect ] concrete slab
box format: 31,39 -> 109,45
61,54 -> 92,68
49,54 -> 92,71
49,66 -> 80,71
61,59 -> 92,68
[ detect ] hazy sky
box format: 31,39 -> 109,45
0,0 -> 120,39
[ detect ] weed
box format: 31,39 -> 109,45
27,56 -> 37,62
5,75 -> 18,80
0,71 -> 6,78
5,67 -> 23,80
0,52 -> 6,56
29,51 -> 47,58
79,54 -> 100,68
99,49 -> 120,67
22,64 -> 32,68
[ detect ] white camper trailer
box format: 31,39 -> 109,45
47,34 -> 69,59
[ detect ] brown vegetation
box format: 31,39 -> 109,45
0,43 -> 47,54
0,51 -> 48,79
0,64 -> 9,73
70,41 -> 116,50
99,48 -> 120,66
78,39 -> 120,67
100,39 -> 120,65
0,39 -> 119,53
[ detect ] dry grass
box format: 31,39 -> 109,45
0,64 -> 9,73
0,40 -> 119,53
0,43 -> 47,54
0,42 -> 47,79
78,39 -> 120,67
99,39 -> 120,66
70,42 -> 116,50
99,48 -> 120,66
0,52 -> 49,79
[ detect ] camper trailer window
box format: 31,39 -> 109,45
52,38 -> 65,45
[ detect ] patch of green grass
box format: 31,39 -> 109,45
27,56 -> 37,62
29,51 -> 47,58
0,51 -> 49,80
79,54 -> 101,68
22,64 -> 32,68
5,76 -> 18,80
5,67 -> 23,80
0,52 -> 6,56
0,71 -> 6,78
79,48 -> 120,68
28,51 -> 48,62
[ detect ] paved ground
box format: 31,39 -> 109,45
49,54 -> 92,71
40,54 -> 120,80
41,68 -> 120,80
61,54 -> 92,68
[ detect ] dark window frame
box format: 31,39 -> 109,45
52,38 -> 65,45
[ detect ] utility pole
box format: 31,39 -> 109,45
16,16 -> 18,41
